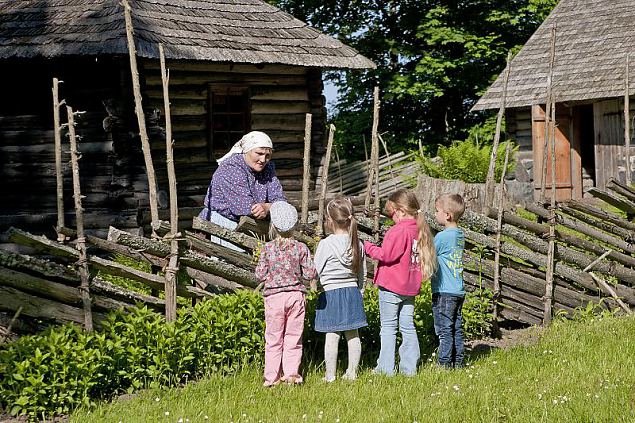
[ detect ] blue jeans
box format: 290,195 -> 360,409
375,288 -> 420,376
432,293 -> 465,368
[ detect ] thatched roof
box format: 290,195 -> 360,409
0,0 -> 375,69
473,0 -> 635,111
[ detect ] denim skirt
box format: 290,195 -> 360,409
314,287 -> 367,332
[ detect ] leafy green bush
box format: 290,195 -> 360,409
418,138 -> 517,183
0,286 -> 493,419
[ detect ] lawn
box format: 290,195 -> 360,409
71,314 -> 635,422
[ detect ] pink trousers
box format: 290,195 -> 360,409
263,291 -> 306,386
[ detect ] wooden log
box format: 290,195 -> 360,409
59,227 -> 167,268
123,0 -> 159,229
487,209 -> 635,269
525,203 -> 635,254
558,203 -> 633,240
7,227 -> 205,299
236,215 -> 271,238
586,187 -> 635,216
589,272 -> 632,315
108,226 -> 258,288
607,178 -> 635,203
185,268 -> 245,292
424,214 -> 601,294
462,210 -> 635,286
91,277 -> 164,311
192,217 -> 259,251
544,94 -> 558,326
183,230 -> 255,271
0,249 -> 80,285
0,286 -> 106,326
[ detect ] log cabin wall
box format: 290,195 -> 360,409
0,57 -> 146,244
505,107 -> 532,182
0,58 -> 328,246
140,60 -> 327,214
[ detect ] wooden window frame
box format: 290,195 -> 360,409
207,84 -> 251,162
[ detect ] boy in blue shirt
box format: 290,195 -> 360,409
431,193 -> 466,369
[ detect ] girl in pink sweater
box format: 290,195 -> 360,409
364,189 -> 436,376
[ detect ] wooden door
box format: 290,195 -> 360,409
593,100 -> 624,189
532,104 -> 577,201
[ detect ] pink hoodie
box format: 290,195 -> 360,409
364,219 -> 422,296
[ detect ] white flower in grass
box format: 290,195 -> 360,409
155,397 -> 160,402
453,385 -> 460,391
552,399 -> 558,405
204,417 -> 208,420
242,414 -> 247,418
178,418 -> 183,423
492,361 -> 497,365
538,394 -> 542,400
165,411 -> 170,416
302,414 -> 307,420
336,419 -> 341,423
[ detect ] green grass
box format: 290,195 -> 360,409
71,315 -> 635,422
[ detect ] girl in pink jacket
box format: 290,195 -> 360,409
364,189 -> 436,376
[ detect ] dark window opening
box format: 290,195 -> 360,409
208,85 -> 250,161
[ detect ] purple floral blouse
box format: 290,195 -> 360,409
199,153 -> 286,222
255,239 -> 317,297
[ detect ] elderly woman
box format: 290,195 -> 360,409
199,131 -> 286,249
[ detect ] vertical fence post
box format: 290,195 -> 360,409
159,44 -> 178,321
122,0 -> 160,233
67,106 -> 93,331
301,113 -> 313,224
52,78 -> 66,242
317,124 -> 336,236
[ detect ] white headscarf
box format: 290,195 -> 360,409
216,131 -> 273,164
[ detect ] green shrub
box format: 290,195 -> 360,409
0,286 -> 494,419
418,138 -> 517,183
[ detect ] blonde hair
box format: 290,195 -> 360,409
269,222 -> 294,250
435,193 -> 465,222
325,196 -> 362,274
387,189 -> 437,279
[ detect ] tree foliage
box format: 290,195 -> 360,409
269,0 -> 558,159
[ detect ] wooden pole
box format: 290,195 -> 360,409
317,124 -> 336,236
301,113 -> 312,224
365,87 -> 380,212
335,146 -> 343,193
543,100 -> 557,326
371,88 -> 381,240
485,51 -> 512,212
159,44 -> 178,322
122,0 -> 160,232
493,143 -> 511,327
541,26 -> 557,200
378,133 -> 397,191
625,54 -> 632,185
52,78 -> 66,242
66,105 -> 93,332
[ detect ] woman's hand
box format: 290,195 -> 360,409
251,202 -> 271,219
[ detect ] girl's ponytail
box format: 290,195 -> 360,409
416,210 -> 437,280
326,197 -> 361,274
348,214 -> 361,275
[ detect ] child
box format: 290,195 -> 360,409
364,189 -> 436,376
255,201 -> 317,386
432,193 -> 466,369
314,197 -> 367,382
